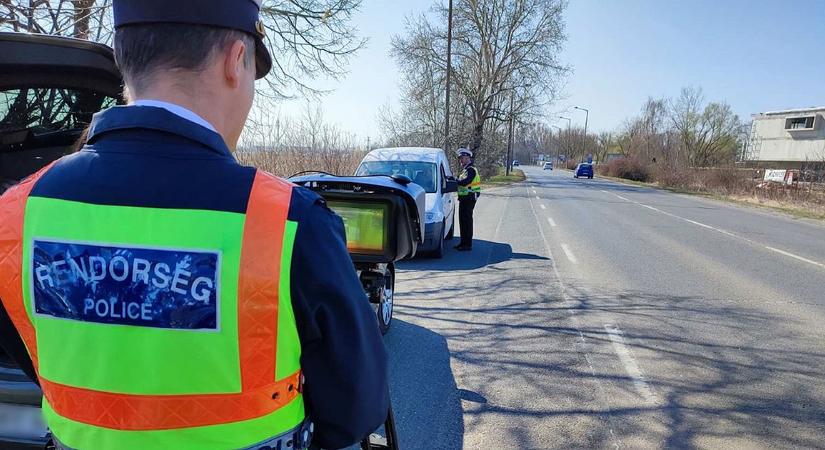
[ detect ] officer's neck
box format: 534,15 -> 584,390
130,84 -> 236,149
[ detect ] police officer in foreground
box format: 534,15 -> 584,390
0,1 -> 388,449
454,148 -> 481,251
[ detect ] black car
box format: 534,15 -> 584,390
0,31 -> 122,448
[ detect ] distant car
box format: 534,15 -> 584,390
356,147 -> 457,258
574,163 -> 594,179
543,162 -> 553,170
0,31 -> 123,449
512,160 -> 520,166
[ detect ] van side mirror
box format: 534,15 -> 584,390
445,179 -> 458,193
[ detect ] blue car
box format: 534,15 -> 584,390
574,163 -> 594,179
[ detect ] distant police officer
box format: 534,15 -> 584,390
0,1 -> 388,449
454,148 -> 481,251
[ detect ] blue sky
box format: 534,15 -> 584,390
271,0 -> 825,139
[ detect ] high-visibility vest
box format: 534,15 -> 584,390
0,166 -> 306,450
457,165 -> 481,197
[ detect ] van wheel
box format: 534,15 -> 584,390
374,265 -> 394,335
446,217 -> 455,240
432,228 -> 445,259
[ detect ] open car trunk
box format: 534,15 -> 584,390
0,32 -> 122,193
0,32 -> 122,447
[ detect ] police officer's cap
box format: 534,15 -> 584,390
113,0 -> 272,79
457,148 -> 473,158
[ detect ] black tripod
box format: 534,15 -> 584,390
360,405 -> 398,450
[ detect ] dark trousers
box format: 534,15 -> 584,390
458,194 -> 477,247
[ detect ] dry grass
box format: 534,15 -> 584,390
235,148 -> 366,178
598,163 -> 825,221
599,158 -> 652,182
485,168 -> 526,185
725,194 -> 825,221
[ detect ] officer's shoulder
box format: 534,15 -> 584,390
246,169 -> 333,222
284,180 -> 336,224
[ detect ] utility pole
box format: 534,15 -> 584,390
443,0 -> 454,155
506,92 -> 515,176
574,106 -> 590,161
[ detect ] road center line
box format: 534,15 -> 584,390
540,204 -> 547,210
560,243 -> 578,264
547,217 -> 557,227
603,324 -> 658,404
604,190 -> 825,270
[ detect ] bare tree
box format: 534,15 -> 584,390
258,0 -> 365,98
1,0 -> 112,38
595,131 -> 612,163
239,98 -> 365,176
669,87 -> 741,167
1,0 -> 364,99
390,0 -> 569,172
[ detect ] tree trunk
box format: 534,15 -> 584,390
469,119 -> 484,154
72,0 -> 94,39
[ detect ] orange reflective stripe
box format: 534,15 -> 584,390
0,162 -> 58,374
41,370 -> 302,431
238,171 -> 293,390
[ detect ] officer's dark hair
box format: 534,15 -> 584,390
114,24 -> 255,94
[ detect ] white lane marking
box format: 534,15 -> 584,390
532,188 -> 537,193
560,243 -> 578,264
600,189 -> 610,194
604,191 -> 825,270
540,204 -> 547,210
765,247 -> 825,269
536,195 -> 541,200
525,187 -> 623,449
547,217 -> 557,227
604,324 -> 658,404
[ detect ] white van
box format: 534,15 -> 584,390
356,147 -> 458,257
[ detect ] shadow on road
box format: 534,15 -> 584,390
393,269 -> 825,448
401,239 -> 549,271
383,319 -> 463,450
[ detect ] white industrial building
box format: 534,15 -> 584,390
746,107 -> 825,168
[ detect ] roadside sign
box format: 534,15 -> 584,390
764,169 -> 786,183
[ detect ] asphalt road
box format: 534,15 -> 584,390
382,165 -> 825,450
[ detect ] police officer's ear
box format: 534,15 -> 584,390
223,38 -> 253,88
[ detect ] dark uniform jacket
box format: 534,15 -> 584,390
0,105 -> 389,449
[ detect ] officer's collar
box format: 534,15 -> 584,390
87,105 -> 234,158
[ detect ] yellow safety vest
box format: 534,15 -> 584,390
458,165 -> 481,197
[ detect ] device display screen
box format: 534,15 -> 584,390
326,200 -> 388,255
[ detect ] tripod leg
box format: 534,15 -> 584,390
359,405 -> 399,450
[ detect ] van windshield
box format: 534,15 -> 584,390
357,161 -> 438,193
